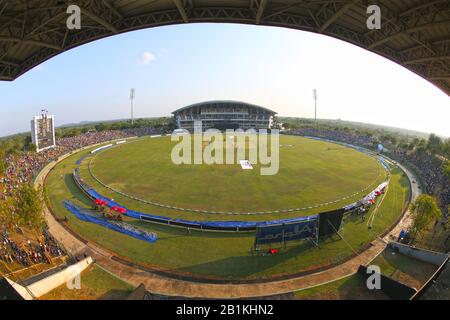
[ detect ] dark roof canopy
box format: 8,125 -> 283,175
1,1 -> 449,95
172,100 -> 277,114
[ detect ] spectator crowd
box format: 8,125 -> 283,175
388,149 -> 449,215
290,127 -> 376,149
122,126 -> 162,137
1,226 -> 64,267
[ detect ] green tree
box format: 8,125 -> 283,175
27,143 -> 37,152
13,183 -> 45,229
443,138 -> 450,159
426,133 -> 443,155
81,127 -> 91,134
399,142 -> 409,150
0,148 -> 6,176
417,138 -> 426,148
415,145 -> 427,155
409,194 -> 441,239
443,161 -> 450,180
389,135 -> 398,146
24,135 -> 32,148
0,197 -> 15,227
95,123 -> 107,132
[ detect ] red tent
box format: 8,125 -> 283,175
95,199 -> 108,206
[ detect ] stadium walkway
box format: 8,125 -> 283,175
36,150 -> 419,298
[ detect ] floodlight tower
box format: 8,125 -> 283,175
130,88 -> 135,125
313,89 -> 318,124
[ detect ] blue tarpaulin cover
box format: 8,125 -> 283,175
63,200 -> 157,243
86,187 -> 318,229
72,170 -> 333,231
75,154 -> 91,165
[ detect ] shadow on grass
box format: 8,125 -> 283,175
99,289 -> 133,300
318,233 -> 342,244
176,241 -> 315,278
129,219 -> 254,241
337,274 -> 389,300
64,173 -> 93,207
397,171 -> 411,189
378,247 -> 437,283
344,212 -> 368,225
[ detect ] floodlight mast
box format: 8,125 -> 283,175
313,89 -> 318,121
130,88 -> 135,125
313,89 -> 318,125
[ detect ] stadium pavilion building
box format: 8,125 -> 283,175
172,101 -> 277,131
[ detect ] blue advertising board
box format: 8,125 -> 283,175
255,217 -> 318,245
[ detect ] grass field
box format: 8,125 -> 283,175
44,136 -> 410,279
370,247 -> 438,290
81,135 -> 386,221
293,274 -> 389,300
40,264 -> 134,300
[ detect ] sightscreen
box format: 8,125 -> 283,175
317,208 -> 345,237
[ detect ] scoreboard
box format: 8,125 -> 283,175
31,114 -> 56,152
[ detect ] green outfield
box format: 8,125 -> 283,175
80,135 -> 386,221
44,135 -> 410,279
40,264 -> 134,300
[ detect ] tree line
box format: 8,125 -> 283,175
56,117 -> 174,139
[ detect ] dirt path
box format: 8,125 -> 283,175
35,148 -> 420,298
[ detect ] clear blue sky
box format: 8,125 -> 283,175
0,23 -> 449,137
